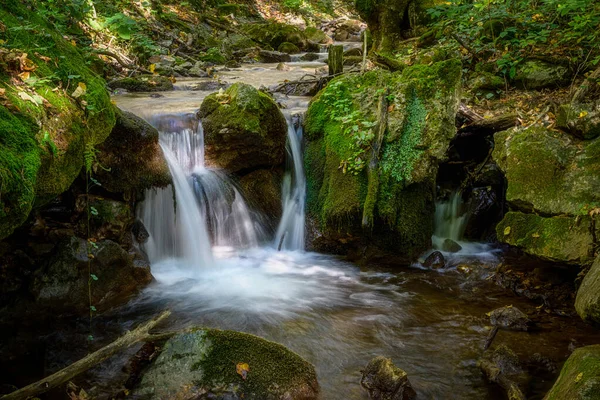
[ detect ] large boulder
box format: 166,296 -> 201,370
238,169 -> 283,228
30,237 -> 152,314
133,329 -> 319,399
242,22 -> 308,51
557,102 -> 600,140
544,345 -> 600,400
95,109 -> 171,194
493,126 -> 600,264
304,60 -> 461,260
0,5 -> 116,240
199,83 -> 287,172
575,256 -> 600,324
360,356 -> 416,400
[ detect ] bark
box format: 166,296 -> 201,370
457,113 -> 518,138
328,45 -> 344,76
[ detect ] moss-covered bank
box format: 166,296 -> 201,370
304,59 -> 461,259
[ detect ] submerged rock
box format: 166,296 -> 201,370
489,306 -> 530,331
575,256 -> 600,324
133,328 -> 319,400
108,75 -> 174,92
30,237 -> 152,314
300,52 -> 321,61
96,109 -> 171,193
544,344 -> 600,400
478,345 -> 529,400
423,251 -> 446,269
304,60 -> 461,260
360,356 -> 416,400
199,83 -> 287,172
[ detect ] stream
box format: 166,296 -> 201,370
3,55 -> 600,400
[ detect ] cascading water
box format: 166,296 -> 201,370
274,114 -> 306,251
432,191 -> 469,249
138,114 -> 263,270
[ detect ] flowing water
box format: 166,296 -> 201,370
4,58 -> 600,400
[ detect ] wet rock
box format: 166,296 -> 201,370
107,75 -> 174,92
242,22 -> 308,51
557,102 -> 600,140
464,187 -> 501,240
200,83 -> 287,172
279,42 -> 301,54
258,50 -> 292,63
188,66 -> 208,77
300,52 -> 320,61
514,60 -> 570,89
575,256 -> 600,324
225,60 -> 242,69
304,27 -> 330,44
190,80 -> 229,91
132,219 -> 150,244
133,329 -> 319,400
423,251 -> 446,269
96,109 -> 171,193
238,169 -> 283,228
75,196 -> 134,242
489,306 -> 530,331
360,356 -> 416,400
478,345 -> 529,400
276,62 -> 292,71
544,344 -> 600,400
30,237 -> 152,314
441,238 -> 462,253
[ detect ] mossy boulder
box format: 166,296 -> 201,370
108,75 -> 174,92
76,195 -> 134,243
544,345 -> 600,399
0,5 -> 116,240
304,27 -> 330,44
95,109 -> 171,193
493,126 -> 600,216
496,212 -> 595,264
469,72 -> 505,91
360,356 -> 416,400
514,60 -> 571,89
30,237 -> 152,314
242,22 -> 308,51
304,60 -> 461,259
575,256 -> 600,324
278,42 -> 301,54
557,102 -> 600,140
133,329 -> 319,399
199,83 -> 287,172
238,169 -> 283,228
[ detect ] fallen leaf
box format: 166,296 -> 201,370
18,53 -> 36,71
579,111 -> 588,118
503,226 -> 511,236
575,372 -> 583,383
18,91 -> 43,105
236,362 -> 250,380
18,71 -> 30,81
149,63 -> 156,73
0,88 -> 5,97
71,82 -> 87,98
35,52 -> 52,63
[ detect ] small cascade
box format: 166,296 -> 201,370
138,115 -> 264,270
432,192 -> 469,248
274,115 -> 306,251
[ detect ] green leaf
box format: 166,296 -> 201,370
90,305 -> 97,312
90,206 -> 99,216
91,274 -> 99,281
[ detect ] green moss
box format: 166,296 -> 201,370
242,22 -> 307,50
107,75 -> 174,92
278,42 -> 300,54
545,345 -> 600,400
576,255 -> 600,323
304,27 -> 328,44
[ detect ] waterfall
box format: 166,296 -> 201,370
274,115 -> 306,251
138,115 -> 263,270
432,192 -> 469,249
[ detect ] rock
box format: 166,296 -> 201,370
514,60 -> 570,89
238,169 -> 283,228
496,212 -> 595,264
108,75 -> 174,92
544,345 -> 600,400
278,42 -> 301,54
344,48 -> 363,57
469,71 -> 505,91
360,356 -> 416,400
225,60 -> 242,68
489,306 -> 530,331
188,66 -> 209,77
199,48 -> 227,64
133,328 -> 319,400
199,83 -> 287,172
557,102 -> 600,140
243,22 -> 308,51
423,251 -> 446,269
575,256 -> 600,324
95,109 -> 171,193
304,27 -> 330,44
132,219 -> 150,244
276,62 -> 292,71
178,61 -> 193,69
75,196 -> 134,243
301,52 -> 320,61
344,56 -> 364,66
493,125 -> 600,216
30,237 -> 152,314
305,60 -> 462,259
478,345 -> 529,400
464,187 -> 501,240
441,238 -> 462,253
258,50 -> 292,63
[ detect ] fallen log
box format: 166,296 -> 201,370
457,113 -> 518,138
457,103 -> 483,124
1,310 -> 171,400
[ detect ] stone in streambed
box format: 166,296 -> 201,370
258,50 -> 292,63
488,305 -> 530,331
133,328 -> 319,400
422,251 -> 446,269
360,356 -> 416,400
199,83 -> 287,172
575,256 -> 600,324
301,52 -> 321,62
544,345 -> 600,400
441,238 -> 462,253
478,345 -> 529,400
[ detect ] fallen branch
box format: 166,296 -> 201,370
1,310 -> 171,400
92,50 -> 153,74
456,113 -> 518,138
457,103 -> 484,124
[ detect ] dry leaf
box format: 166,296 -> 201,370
18,71 -> 30,81
0,88 -> 5,97
35,52 -> 52,63
18,91 -> 43,105
236,362 -> 250,380
503,226 -> 511,236
18,53 -> 36,71
71,82 -> 87,98
149,63 -> 156,73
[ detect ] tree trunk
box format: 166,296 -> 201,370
328,45 -> 344,76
